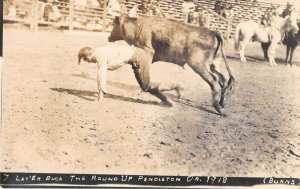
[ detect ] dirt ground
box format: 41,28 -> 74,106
0,28 -> 300,178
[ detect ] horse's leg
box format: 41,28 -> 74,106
285,45 -> 290,66
289,45 -> 296,66
239,39 -> 249,63
188,57 -> 225,116
267,42 -> 277,66
261,42 -> 270,60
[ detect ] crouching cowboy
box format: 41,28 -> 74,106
78,41 -> 137,101
78,41 -> 183,105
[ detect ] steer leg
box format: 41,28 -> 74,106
210,63 -> 229,108
188,59 -> 225,116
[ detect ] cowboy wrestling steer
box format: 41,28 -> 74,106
108,16 -> 235,116
78,41 -> 182,103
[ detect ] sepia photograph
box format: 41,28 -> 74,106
0,0 -> 300,187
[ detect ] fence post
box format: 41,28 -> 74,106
30,0 -> 39,31
69,0 -> 74,31
102,0 -> 108,32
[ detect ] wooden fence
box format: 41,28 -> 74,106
4,0 -> 107,31
3,0 -> 291,39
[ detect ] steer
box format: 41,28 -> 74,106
108,15 -> 235,116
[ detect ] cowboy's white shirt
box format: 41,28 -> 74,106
94,41 -> 136,93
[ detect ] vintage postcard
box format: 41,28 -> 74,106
0,0 -> 299,188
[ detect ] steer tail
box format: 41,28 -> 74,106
234,23 -> 241,51
212,31 -> 235,92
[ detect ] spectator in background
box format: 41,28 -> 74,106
41,0 -> 61,22
221,4 -> 226,18
266,7 -> 273,19
260,14 -> 268,26
43,1 -> 53,21
138,0 -> 165,17
260,8 -> 270,26
49,0 -> 61,22
119,0 -> 128,15
260,7 -> 272,26
214,0 -> 222,15
4,0 -> 11,16
5,0 -> 17,18
182,0 -> 196,23
140,0 -> 152,15
282,3 -> 292,18
107,0 -> 123,16
150,0 -> 166,17
38,0 -> 46,20
227,4 -> 234,18
187,0 -> 201,24
193,0 -> 200,12
196,4 -> 210,27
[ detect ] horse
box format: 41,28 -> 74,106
234,15 -> 299,65
284,22 -> 300,66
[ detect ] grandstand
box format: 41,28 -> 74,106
3,0 -> 296,39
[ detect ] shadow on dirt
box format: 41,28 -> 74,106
169,94 -> 219,115
71,73 -> 224,115
227,55 -> 265,63
276,57 -> 300,65
179,98 -> 219,115
50,88 -> 161,106
71,73 -> 94,81
51,88 -> 98,101
227,55 -> 300,66
71,73 -> 140,91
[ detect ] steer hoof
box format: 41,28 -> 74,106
213,102 -> 227,117
220,97 -> 226,108
161,101 -> 173,108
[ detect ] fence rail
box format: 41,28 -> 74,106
3,0 -> 290,39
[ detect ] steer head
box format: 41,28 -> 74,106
108,5 -> 139,42
108,16 -> 124,42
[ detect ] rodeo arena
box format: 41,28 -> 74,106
1,0 -> 300,186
